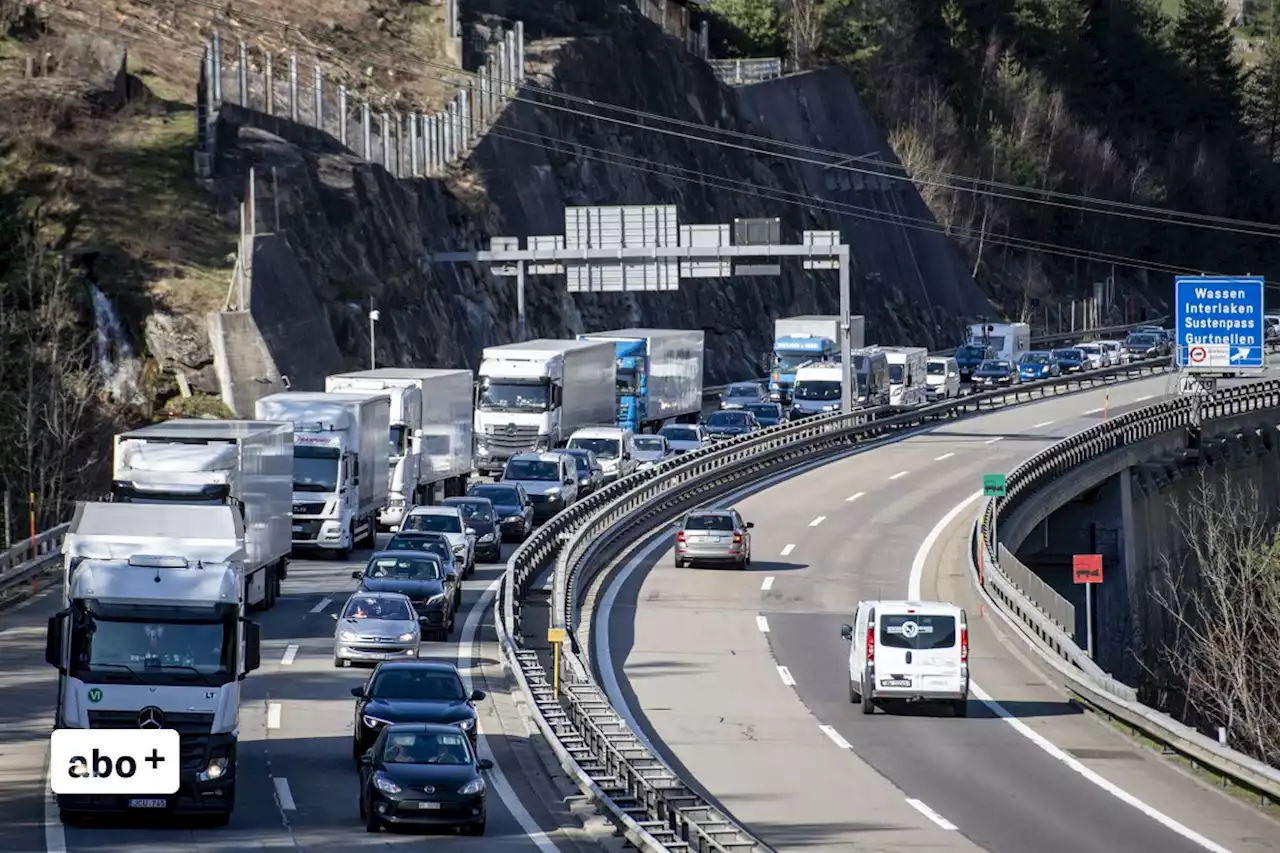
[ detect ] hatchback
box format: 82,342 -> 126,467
332,592 -> 422,668
674,509 -> 753,569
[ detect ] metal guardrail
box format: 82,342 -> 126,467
933,318 -> 1172,359
974,380 -> 1280,803
0,522 -> 70,605
708,58 -> 783,85
493,356 -> 1173,851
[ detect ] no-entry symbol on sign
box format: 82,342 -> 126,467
1189,345 -> 1207,364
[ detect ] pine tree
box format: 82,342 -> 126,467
706,0 -> 784,57
1245,2 -> 1280,158
1171,0 -> 1244,127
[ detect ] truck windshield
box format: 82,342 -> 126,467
294,445 -> 339,492
793,380 -> 840,401
773,353 -> 816,372
479,380 -> 550,412
616,368 -> 639,396
567,437 -> 620,459
69,609 -> 235,686
889,365 -> 904,384
504,460 -> 560,480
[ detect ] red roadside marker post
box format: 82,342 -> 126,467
1073,554 -> 1103,657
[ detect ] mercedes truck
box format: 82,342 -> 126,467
45,501 -> 262,825
325,368 -> 473,528
255,391 -> 391,559
472,339 -> 615,478
576,328 -> 704,433
769,315 -> 865,404
111,420 -> 293,610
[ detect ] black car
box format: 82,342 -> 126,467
381,533 -> 463,609
354,551 -> 456,638
467,483 -> 534,541
442,497 -> 502,563
702,409 -> 759,440
955,343 -> 995,380
357,721 -> 491,835
971,359 -> 1018,389
1050,348 -> 1087,373
1123,333 -> 1164,359
743,401 -> 784,428
559,448 -> 604,497
352,661 -> 486,759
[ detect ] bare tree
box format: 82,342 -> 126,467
781,0 -> 823,70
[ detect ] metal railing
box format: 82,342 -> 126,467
708,58 -> 783,85
494,356 -> 1173,850
0,522 -> 70,607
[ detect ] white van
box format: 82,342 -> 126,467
925,356 -> 960,402
882,346 -> 929,407
565,426 -> 636,483
840,600 -> 969,716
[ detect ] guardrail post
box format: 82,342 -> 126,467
289,54 -> 299,121
264,52 -> 274,115
237,40 -> 247,106
410,112 -> 420,177
314,66 -> 324,130
361,102 -> 372,160
338,85 -> 348,146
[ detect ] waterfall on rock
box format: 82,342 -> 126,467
88,283 -> 143,404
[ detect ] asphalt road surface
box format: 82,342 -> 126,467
594,372 -> 1280,853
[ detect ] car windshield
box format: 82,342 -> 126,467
342,596 -> 412,621
977,361 -> 1008,372
926,362 -> 946,375
381,731 -> 471,765
634,437 -> 666,452
370,667 -> 467,701
660,426 -> 699,442
447,501 -> 492,522
364,555 -> 442,580
569,454 -> 592,472
956,344 -> 987,359
793,380 -> 841,400
725,384 -> 761,398
1052,349 -> 1083,360
1127,335 -> 1156,345
1078,344 -> 1100,353
384,536 -> 448,557
745,404 -> 778,418
470,485 -> 518,504
706,411 -> 748,426
878,614 -> 957,650
567,437 -> 620,458
504,459 -> 560,480
684,514 -> 735,531
1020,353 -> 1049,364
401,512 -> 462,533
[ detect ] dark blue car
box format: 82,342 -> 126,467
1018,351 -> 1059,382
955,343 -> 995,381
1051,348 -> 1087,373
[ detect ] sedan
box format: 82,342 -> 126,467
1051,348 -> 1088,373
467,482 -> 534,541
332,592 -> 422,668
744,401 -> 784,428
632,435 -> 671,471
657,423 -> 707,455
350,660 -> 487,758
674,509 -> 753,569
719,381 -> 768,409
442,497 -> 502,563
380,534 -> 462,611
1122,333 -> 1164,360
1075,342 -> 1110,370
703,409 -> 759,440
971,359 -> 1019,389
352,551 -> 454,640
1017,351 -> 1059,382
357,722 -> 492,835
560,448 -> 604,497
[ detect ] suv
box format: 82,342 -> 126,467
400,505 -> 477,575
501,452 -> 579,522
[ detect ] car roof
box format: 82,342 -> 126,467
369,548 -> 442,559
374,659 -> 461,675
686,509 -> 734,518
345,590 -> 412,601
381,721 -> 475,738
509,451 -> 568,463
862,599 -> 963,616
443,496 -> 491,505
407,505 -> 463,516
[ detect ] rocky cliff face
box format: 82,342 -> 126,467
209,5 -> 990,389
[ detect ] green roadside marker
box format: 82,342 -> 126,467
983,473 -> 1007,497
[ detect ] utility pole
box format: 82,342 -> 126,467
368,304 -> 380,369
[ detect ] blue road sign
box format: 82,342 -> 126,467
1174,276 -> 1265,370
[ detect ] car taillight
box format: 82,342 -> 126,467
675,531 -> 686,543
866,624 -> 875,663
732,532 -> 743,544
960,627 -> 968,663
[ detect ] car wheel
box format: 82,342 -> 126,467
358,789 -> 366,819
849,678 -> 861,704
953,698 -> 968,718
447,609 -> 456,634
333,655 -> 345,668
861,689 -> 875,715
674,558 -> 685,568
364,800 -> 382,832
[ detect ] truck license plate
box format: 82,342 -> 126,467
128,798 -> 167,808
415,801 -> 442,810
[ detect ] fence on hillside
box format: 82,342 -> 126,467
627,0 -> 709,58
708,57 -> 783,85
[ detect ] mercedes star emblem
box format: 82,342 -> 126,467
138,706 -> 165,729
505,423 -> 517,436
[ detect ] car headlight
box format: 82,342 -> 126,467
453,543 -> 466,554
197,757 -> 228,782
397,631 -> 416,642
505,515 -> 523,523
374,772 -> 402,794
545,487 -> 561,495
479,532 -> 496,543
339,630 -> 357,641
457,717 -> 475,731
363,714 -> 393,728
427,592 -> 447,605
458,777 -> 485,795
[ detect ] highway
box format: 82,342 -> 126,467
593,373 -> 1280,853
0,540 -> 609,853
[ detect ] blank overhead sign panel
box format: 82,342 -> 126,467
1175,276 -> 1264,372
564,204 -> 680,292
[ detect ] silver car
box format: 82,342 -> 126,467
332,591 -> 422,667
673,509 -> 753,569
632,435 -> 670,471
401,505 -> 476,573
720,382 -> 768,409
658,423 -> 707,456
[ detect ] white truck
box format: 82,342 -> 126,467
790,362 -> 846,418
575,329 -> 705,433
325,368 -> 473,528
255,391 -> 391,559
883,346 -> 930,407
969,322 -> 1031,364
473,339 -> 616,478
111,420 -> 293,610
45,501 -> 262,824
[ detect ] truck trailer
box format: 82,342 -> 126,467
881,346 -> 930,407
255,391 -> 391,558
46,501 -> 262,825
769,315 -> 865,403
325,368 -> 473,528
968,322 -> 1031,364
111,419 -> 293,610
473,339 -> 616,477
576,328 -> 704,432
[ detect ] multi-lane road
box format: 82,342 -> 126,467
0,541 -> 616,853
594,373 -> 1280,853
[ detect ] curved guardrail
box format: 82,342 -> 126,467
493,356 -> 1174,851
973,380 -> 1280,804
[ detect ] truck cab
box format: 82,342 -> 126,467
576,329 -> 705,433
769,335 -> 837,403
566,426 -> 636,484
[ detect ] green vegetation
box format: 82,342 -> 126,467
160,394 -> 235,420
706,0 -> 1280,317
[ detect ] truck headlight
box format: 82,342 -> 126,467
198,757 -> 228,782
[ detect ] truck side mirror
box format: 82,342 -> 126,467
244,620 -> 262,673
46,612 -> 68,671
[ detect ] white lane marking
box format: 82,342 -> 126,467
934,452 -> 955,461
280,644 -> 299,666
459,578 -> 567,853
906,798 -> 957,831
1136,395 -> 1153,402
845,491 -> 865,502
1032,420 -> 1054,428
888,470 -> 908,480
1084,407 -> 1103,415
308,597 -> 332,614
911,498 -> 1237,853
808,516 -> 826,527
273,776 -> 296,810
756,615 -> 770,633
267,702 -> 282,729
780,543 -> 796,556
983,436 -> 1003,445
776,665 -> 796,686
819,724 -> 852,749
761,575 -> 775,591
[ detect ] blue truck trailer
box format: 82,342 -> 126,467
577,329 -> 705,432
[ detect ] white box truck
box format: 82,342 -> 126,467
882,346 -> 930,407
111,419 -> 293,609
969,322 -> 1032,364
255,391 -> 391,558
576,328 -> 704,432
473,339 -> 616,477
46,501 -> 262,824
325,368 -> 473,528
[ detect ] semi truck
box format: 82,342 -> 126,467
255,391 -> 391,559
472,339 -> 616,478
769,315 -> 865,404
576,328 -> 705,432
325,368 -> 473,528
968,322 -> 1032,364
110,420 -> 293,610
45,501 -> 262,825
